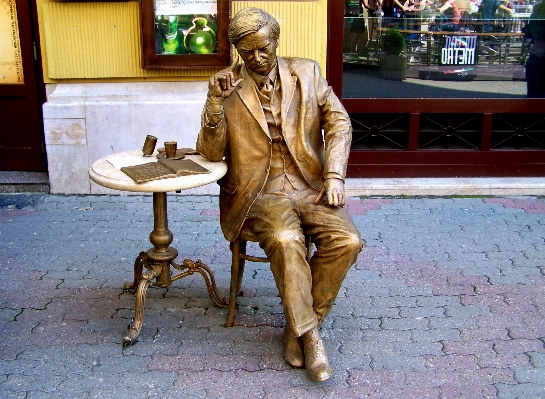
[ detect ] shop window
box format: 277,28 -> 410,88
342,0 -> 539,99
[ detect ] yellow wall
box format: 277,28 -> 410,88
38,0 -> 327,83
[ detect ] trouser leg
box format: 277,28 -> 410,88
246,190 -> 363,336
526,54 -> 538,98
298,190 -> 363,323
246,193 -> 317,337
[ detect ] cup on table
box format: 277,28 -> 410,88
164,141 -> 177,158
142,135 -> 157,156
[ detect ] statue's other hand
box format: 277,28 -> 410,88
314,178 -> 345,207
209,58 -> 245,100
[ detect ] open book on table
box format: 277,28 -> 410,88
120,158 -> 210,184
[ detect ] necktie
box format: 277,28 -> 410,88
260,77 -> 273,99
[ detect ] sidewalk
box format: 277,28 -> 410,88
0,193 -> 544,398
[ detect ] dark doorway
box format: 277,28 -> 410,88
0,0 -> 46,171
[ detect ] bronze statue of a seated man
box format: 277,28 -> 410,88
197,7 -> 363,382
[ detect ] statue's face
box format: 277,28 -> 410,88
235,25 -> 278,76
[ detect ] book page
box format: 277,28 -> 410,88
107,156 -> 151,170
158,158 -> 210,175
120,162 -> 174,183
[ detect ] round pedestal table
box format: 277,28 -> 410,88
89,150 -> 228,344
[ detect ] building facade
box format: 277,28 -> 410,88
2,0 -> 544,194
39,1 -> 328,194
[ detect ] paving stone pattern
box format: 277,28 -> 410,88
0,194 -> 544,398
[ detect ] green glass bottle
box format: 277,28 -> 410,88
184,17 -> 217,54
162,15 -> 179,54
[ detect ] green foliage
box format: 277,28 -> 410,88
382,27 -> 406,55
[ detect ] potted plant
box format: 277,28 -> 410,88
380,27 -> 407,80
382,26 -> 406,55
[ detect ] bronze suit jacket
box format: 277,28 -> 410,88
197,56 -> 352,243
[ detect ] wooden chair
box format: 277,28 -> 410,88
225,228 -> 313,327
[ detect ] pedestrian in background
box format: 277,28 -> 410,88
525,0 -> 545,97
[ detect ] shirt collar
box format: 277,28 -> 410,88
247,62 -> 278,87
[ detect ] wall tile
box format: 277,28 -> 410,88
44,119 -> 87,145
47,144 -> 91,194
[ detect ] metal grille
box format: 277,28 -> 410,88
419,114 -> 482,150
350,114 -> 409,150
491,114 -> 545,150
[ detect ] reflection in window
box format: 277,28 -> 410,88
155,14 -> 218,55
154,0 -> 219,55
343,0 -> 542,98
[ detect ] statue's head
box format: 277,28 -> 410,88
228,8 -> 280,46
228,8 -> 280,75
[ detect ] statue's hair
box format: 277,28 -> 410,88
228,8 -> 280,45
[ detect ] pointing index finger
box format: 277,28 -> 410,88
229,57 -> 239,71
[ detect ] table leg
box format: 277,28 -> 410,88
123,192 -> 227,345
123,259 -> 161,344
147,192 -> 178,288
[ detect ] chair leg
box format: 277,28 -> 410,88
237,241 -> 246,294
227,237 -> 309,327
305,235 -> 312,263
226,239 -> 245,327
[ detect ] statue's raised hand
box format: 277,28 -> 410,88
208,58 -> 245,101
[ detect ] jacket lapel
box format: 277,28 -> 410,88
236,65 -> 270,137
278,57 -> 297,126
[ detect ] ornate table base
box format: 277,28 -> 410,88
122,192 -> 227,345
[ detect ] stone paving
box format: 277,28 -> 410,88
0,193 -> 544,398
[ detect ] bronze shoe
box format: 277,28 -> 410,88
302,327 -> 332,382
283,329 -> 304,368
